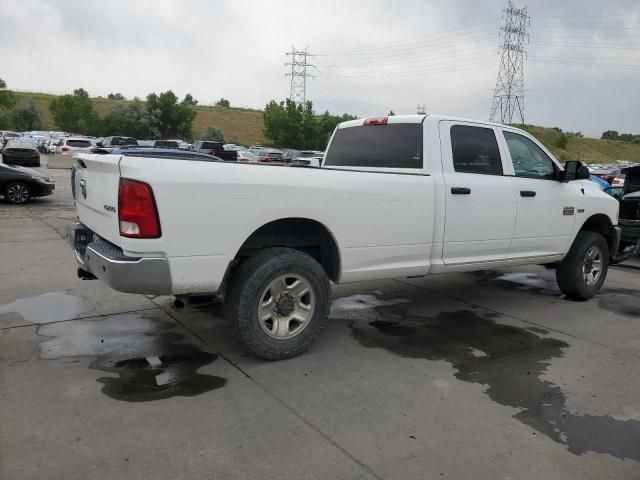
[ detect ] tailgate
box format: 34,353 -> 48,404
73,153 -> 122,246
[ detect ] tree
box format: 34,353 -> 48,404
49,88 -> 101,134
103,98 -> 161,139
0,78 -> 16,128
12,100 -> 42,131
388,110 -> 395,116
183,93 -> 198,105
200,127 -> 225,143
215,98 -> 231,108
107,92 -> 125,100
145,90 -> 198,139
263,98 -> 356,150
601,130 -> 619,140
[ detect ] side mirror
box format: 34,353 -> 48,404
562,161 -> 590,182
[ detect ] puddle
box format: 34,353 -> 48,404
487,271 -> 640,318
38,313 -> 226,402
338,294 -> 640,462
599,288 -> 640,318
492,272 -> 562,296
0,291 -> 88,324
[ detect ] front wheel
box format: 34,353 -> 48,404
224,247 -> 331,360
556,231 -> 609,299
4,181 -> 31,204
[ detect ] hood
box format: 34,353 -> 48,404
1,163 -> 49,179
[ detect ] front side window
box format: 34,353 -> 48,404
450,125 -> 503,175
503,131 -> 556,180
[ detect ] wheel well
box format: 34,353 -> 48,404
579,214 -> 616,253
235,218 -> 340,282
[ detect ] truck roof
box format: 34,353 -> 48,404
338,114 -> 509,130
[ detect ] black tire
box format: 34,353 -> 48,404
224,247 -> 331,360
3,181 -> 31,204
556,231 -> 609,299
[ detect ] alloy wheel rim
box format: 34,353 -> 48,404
7,184 -> 28,203
257,273 -> 315,340
582,246 -> 603,286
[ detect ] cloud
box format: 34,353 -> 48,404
0,0 -> 638,136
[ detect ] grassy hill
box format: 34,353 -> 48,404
13,91 -> 640,163
14,92 -> 267,146
519,125 -> 640,165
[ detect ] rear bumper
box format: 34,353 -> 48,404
68,223 -> 172,295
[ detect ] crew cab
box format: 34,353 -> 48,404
69,115 -> 620,359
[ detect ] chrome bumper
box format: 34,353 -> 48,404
68,223 -> 172,295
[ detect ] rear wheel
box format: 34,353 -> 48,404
224,247 -> 331,360
556,231 -> 609,299
4,182 -> 31,204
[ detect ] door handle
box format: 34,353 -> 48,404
520,190 -> 536,197
451,187 -> 471,195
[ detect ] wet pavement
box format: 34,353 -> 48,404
2,166 -> 640,479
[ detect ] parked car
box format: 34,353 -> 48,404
254,150 -> 285,163
1,131 -> 20,147
0,162 -> 54,204
592,167 -> 622,185
69,114 -> 620,360
153,140 -> 180,149
237,150 -> 258,162
99,136 -> 138,148
612,174 -> 625,187
57,137 -> 93,155
2,140 -> 41,167
191,141 -> 238,161
604,165 -> 640,261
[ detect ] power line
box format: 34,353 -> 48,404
490,1 -> 529,125
285,46 -> 314,104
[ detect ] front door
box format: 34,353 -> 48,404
500,129 -> 577,258
439,121 -> 517,265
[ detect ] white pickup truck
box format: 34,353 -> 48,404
69,115 -> 620,359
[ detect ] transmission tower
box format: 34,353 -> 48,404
285,46 -> 314,104
489,1 -> 529,125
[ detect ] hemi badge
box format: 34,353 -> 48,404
577,209 -> 585,213
563,207 -> 575,216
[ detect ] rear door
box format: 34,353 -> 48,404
439,121 -> 517,264
499,129 -> 577,258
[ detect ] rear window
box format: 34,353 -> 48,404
154,140 -> 179,148
67,139 -> 92,148
450,125 -> 502,176
199,142 -> 220,150
325,123 -> 422,169
111,137 -> 138,146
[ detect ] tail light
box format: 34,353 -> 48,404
118,178 -> 161,238
364,116 -> 388,126
61,146 -> 70,152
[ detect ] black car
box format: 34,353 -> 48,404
0,163 -> 55,204
2,140 -> 41,167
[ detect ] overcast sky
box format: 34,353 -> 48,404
1,0 -> 638,137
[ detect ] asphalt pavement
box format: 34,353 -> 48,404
1,163 -> 640,479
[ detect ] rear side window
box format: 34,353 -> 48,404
111,137 -> 138,146
66,139 -> 92,148
325,124 -> 422,169
450,125 -> 502,175
200,142 -> 217,149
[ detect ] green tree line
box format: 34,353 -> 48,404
601,130 -> 640,143
263,98 -> 356,150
